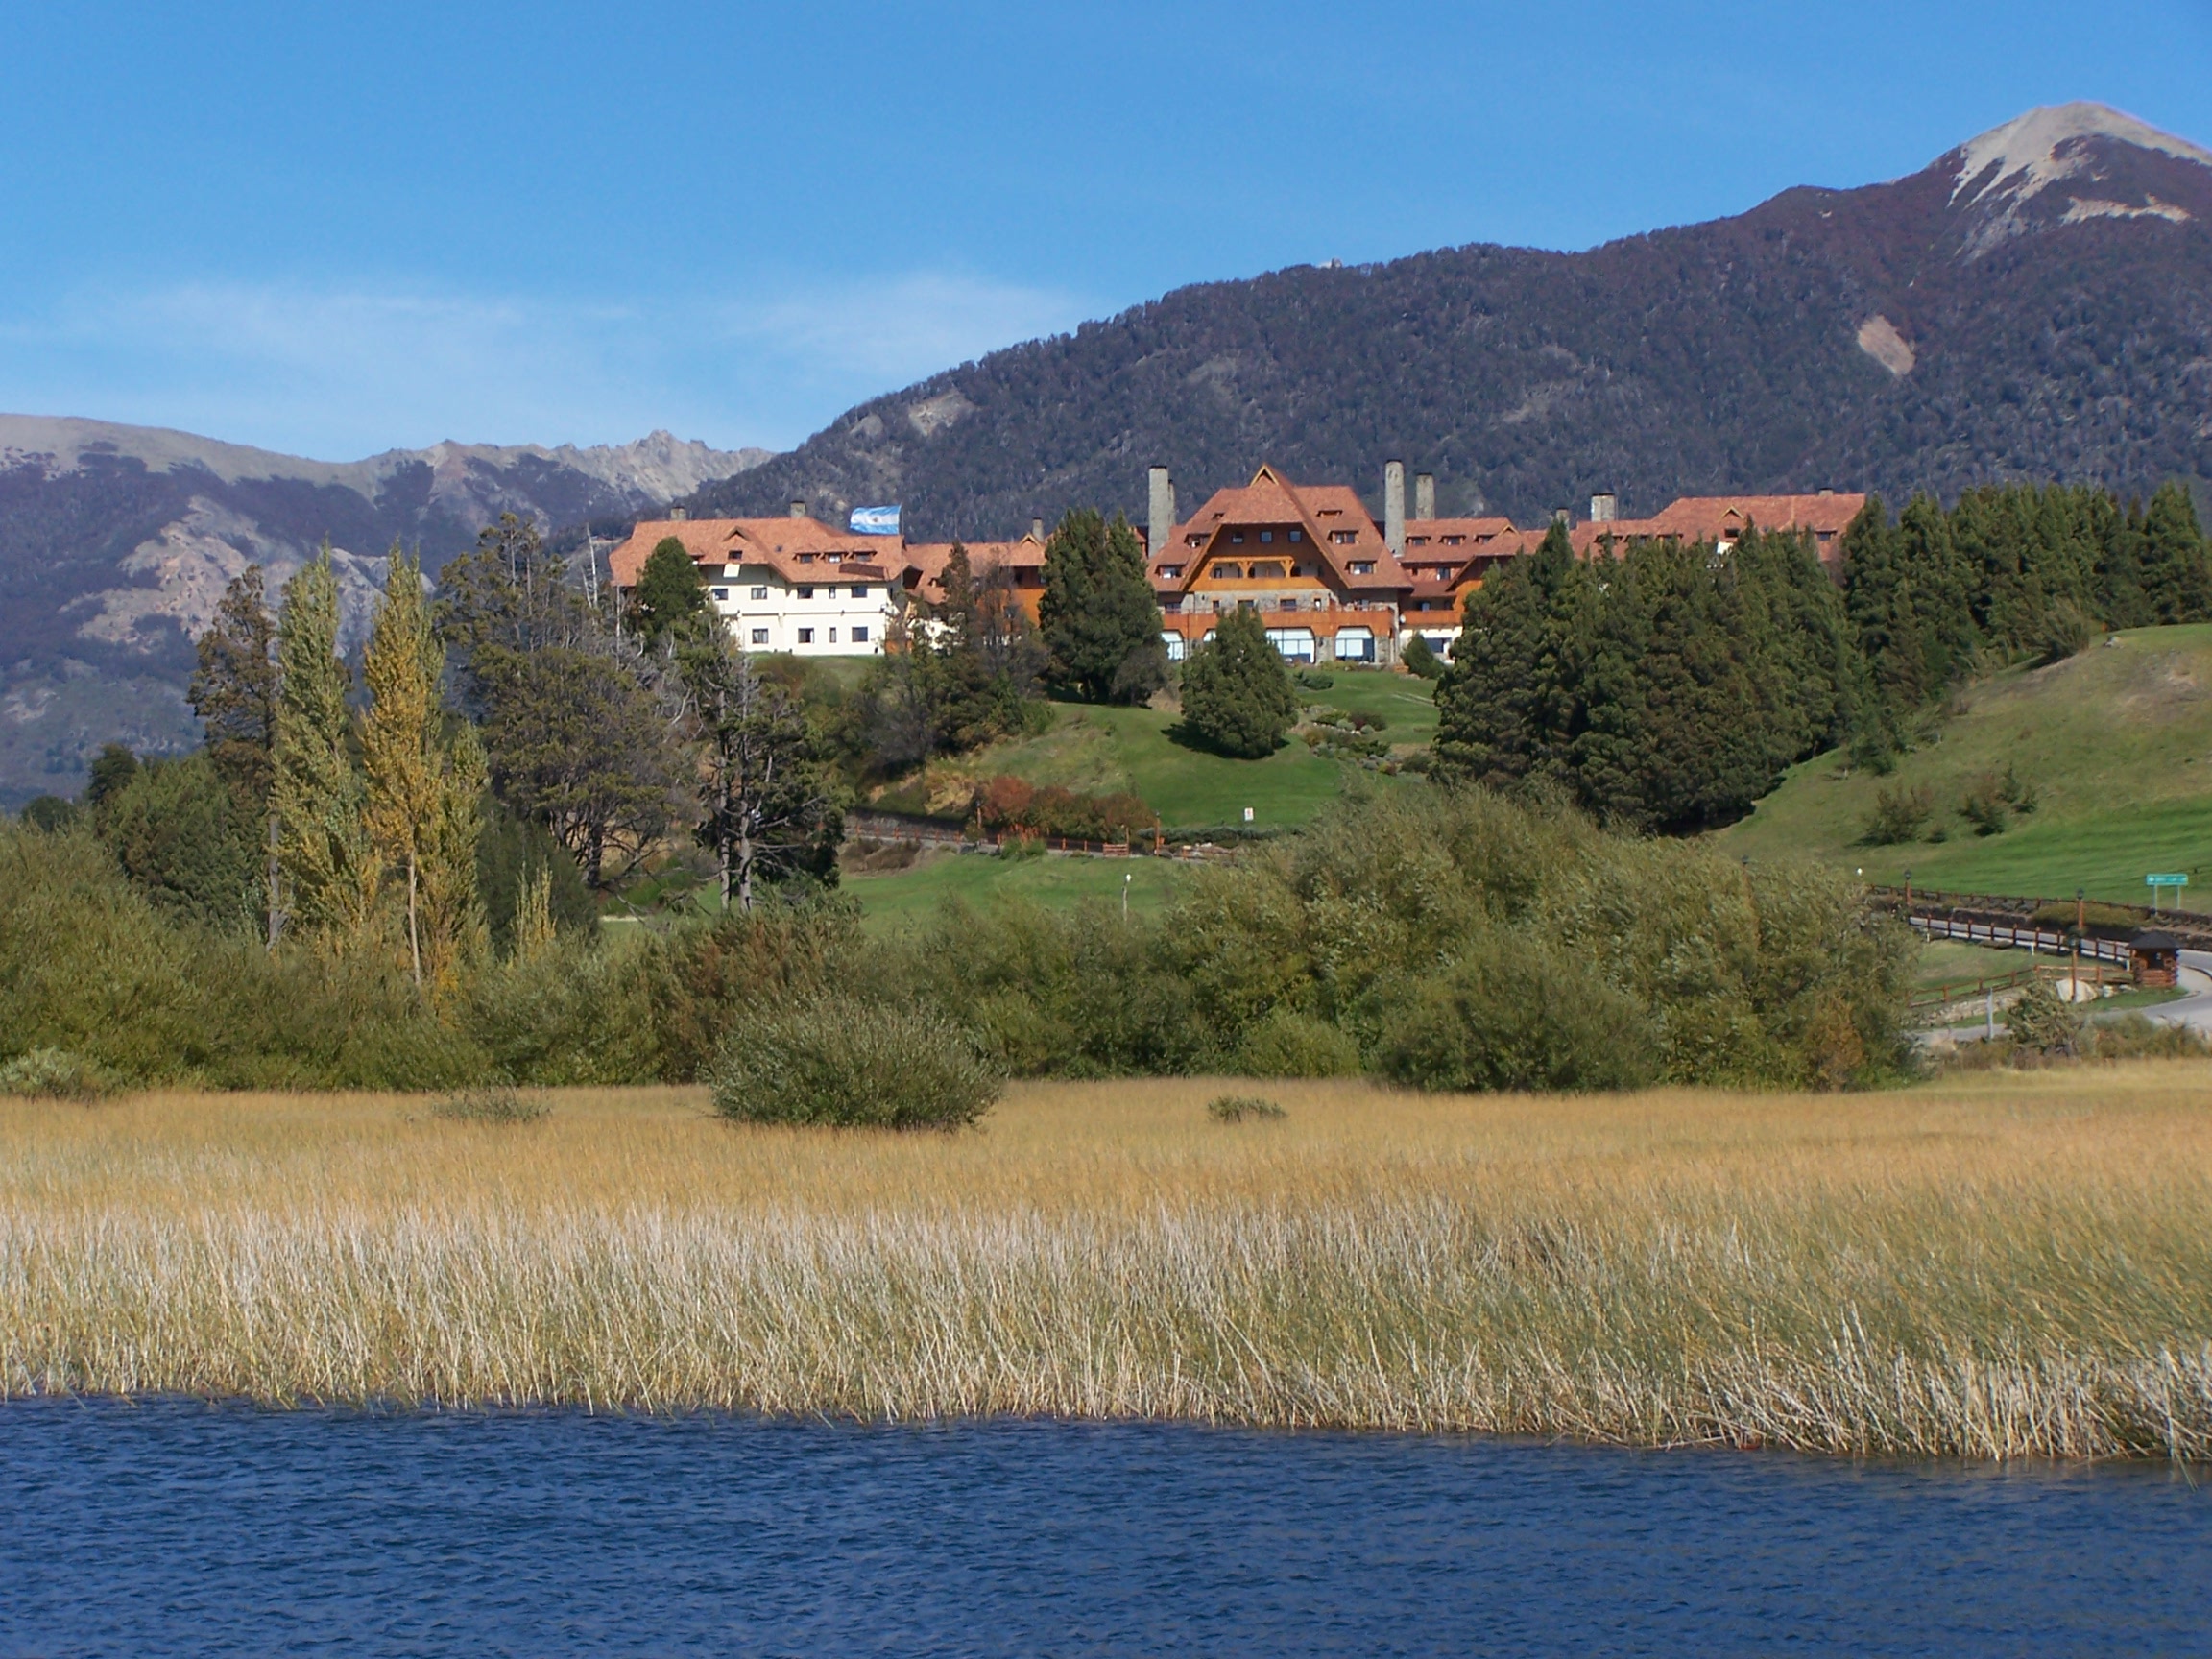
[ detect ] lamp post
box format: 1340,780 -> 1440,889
2071,887 -> 2084,1002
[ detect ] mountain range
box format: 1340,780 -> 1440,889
687,102 -> 2212,538
0,419 -> 765,805
7,101 -> 2211,806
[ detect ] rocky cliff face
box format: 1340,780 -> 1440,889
0,418 -> 766,805
689,103 -> 2212,540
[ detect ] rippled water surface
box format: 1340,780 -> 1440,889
0,1403 -> 2206,1655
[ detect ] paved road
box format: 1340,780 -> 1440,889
2144,949 -> 2212,1032
1916,949 -> 2212,1045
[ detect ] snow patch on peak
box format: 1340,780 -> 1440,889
1952,102 -> 2212,207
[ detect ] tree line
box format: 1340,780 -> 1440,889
1432,481 -> 2212,831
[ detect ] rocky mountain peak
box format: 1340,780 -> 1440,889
1941,102 -> 2211,256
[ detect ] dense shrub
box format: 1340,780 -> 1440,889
1177,608 -> 1298,757
0,1047 -> 116,1101
1863,783 -> 1933,846
99,754 -> 260,927
709,998 -> 1002,1128
970,776 -> 1152,841
1367,935 -> 1658,1093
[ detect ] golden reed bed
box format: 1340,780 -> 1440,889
2,1069 -> 2208,1459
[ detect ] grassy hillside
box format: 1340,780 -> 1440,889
873,671 -> 1435,832
1718,624 -> 2212,907
844,849 -> 1190,933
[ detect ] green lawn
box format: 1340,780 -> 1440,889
1716,624 -> 2212,908
873,675 -> 1437,833
1911,938 -> 2033,990
843,848 -> 1190,932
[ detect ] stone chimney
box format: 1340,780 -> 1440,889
788,498 -> 806,518
1414,471 -> 1435,522
1383,460 -> 1406,556
1589,492 -> 1617,523
1552,508 -> 1572,527
669,505 -> 687,521
1031,517 -> 1045,541
1147,465 -> 1176,560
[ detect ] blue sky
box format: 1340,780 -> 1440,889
2,0 -> 2207,461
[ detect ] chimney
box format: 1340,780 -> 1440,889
1383,460 -> 1406,556
1414,471 -> 1435,522
1589,492 -> 1617,523
1031,517 -> 1045,541
1817,486 -> 1835,497
1552,508 -> 1572,527
1147,465 -> 1176,560
788,498 -> 806,518
669,505 -> 687,521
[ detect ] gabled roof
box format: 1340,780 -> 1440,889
905,532 -> 1049,602
1588,493 -> 1867,554
610,517 -> 908,588
1147,466 -> 1407,597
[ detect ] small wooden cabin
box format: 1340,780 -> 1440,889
2130,930 -> 2182,989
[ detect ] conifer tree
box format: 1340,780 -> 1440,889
1040,509 -> 1166,704
633,536 -> 708,642
1432,521 -> 1595,792
275,545 -> 379,950
2137,482 -> 2212,624
188,565 -> 279,806
1178,606 -> 1296,758
418,720 -> 488,987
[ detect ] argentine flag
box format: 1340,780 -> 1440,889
849,504 -> 902,536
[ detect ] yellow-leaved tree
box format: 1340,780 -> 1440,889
361,546 -> 483,987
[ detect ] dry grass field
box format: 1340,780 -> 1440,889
2,1069 -> 2208,1459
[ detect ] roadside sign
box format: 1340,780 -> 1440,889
2146,874 -> 2190,885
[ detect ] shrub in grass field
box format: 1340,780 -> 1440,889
0,1047 -> 116,1101
711,998 -> 1003,1128
1207,1094 -> 1286,1122
1862,782 -> 1933,846
430,1085 -> 551,1124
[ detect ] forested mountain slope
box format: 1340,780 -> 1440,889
0,418 -> 765,804
691,103 -> 2212,540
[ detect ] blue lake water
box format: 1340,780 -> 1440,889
0,1403 -> 2206,1656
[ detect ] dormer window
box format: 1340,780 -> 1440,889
1160,565 -> 1182,579
1350,561 -> 1375,575
797,553 -> 815,563
1408,536 -> 1430,547
1330,530 -> 1358,544
1186,534 -> 1204,547
1442,535 -> 1464,545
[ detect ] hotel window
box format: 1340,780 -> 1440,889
1160,565 -> 1181,578
1350,561 -> 1375,575
1214,563 -> 1241,579
828,554 -> 843,563
1231,532 -> 1245,544
1287,529 -> 1302,542
1260,530 -> 1273,543
851,585 -> 868,598
1331,530 -> 1358,544
852,625 -> 869,643
798,628 -> 813,643
797,553 -> 815,563
709,588 -> 728,601
1442,535 -> 1463,545
829,628 -> 838,643
1186,534 -> 1204,547
1248,563 -> 1285,580
797,586 -> 814,599
751,628 -> 770,644
750,586 -> 768,600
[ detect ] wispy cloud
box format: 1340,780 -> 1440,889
0,271 -> 1095,460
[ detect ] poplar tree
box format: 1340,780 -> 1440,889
361,547 -> 451,984
274,545 -> 379,950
